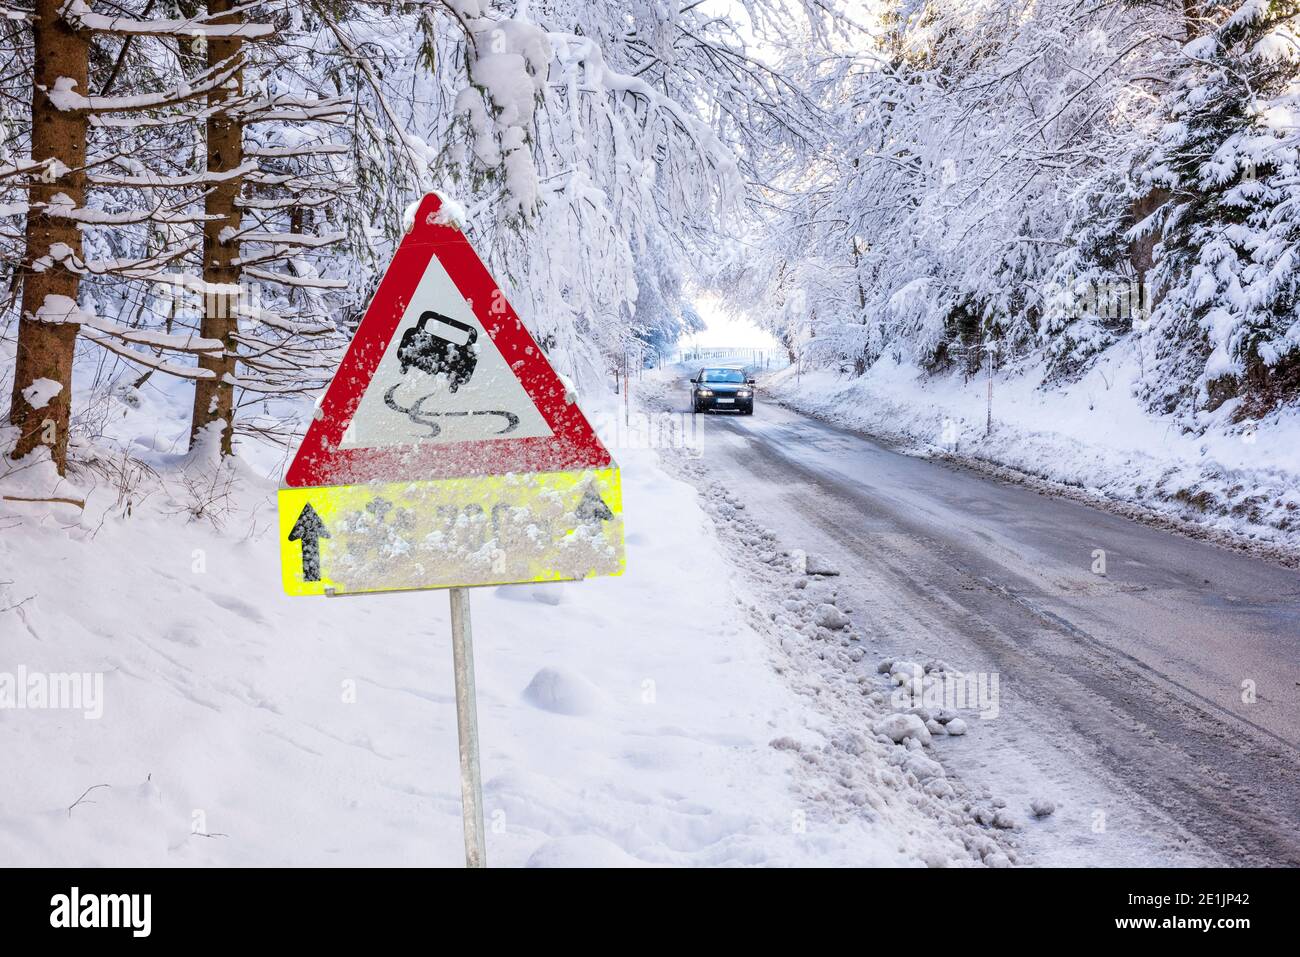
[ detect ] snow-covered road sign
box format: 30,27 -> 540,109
278,193 -> 624,596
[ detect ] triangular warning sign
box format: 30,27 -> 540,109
285,193 -> 611,488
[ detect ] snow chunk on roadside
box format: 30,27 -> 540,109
814,603 -> 849,630
21,377 -> 62,410
902,751 -> 945,782
1030,798 -> 1057,818
871,712 -> 932,747
805,553 -> 839,575
522,667 -> 604,716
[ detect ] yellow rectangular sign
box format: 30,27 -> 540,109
279,467 -> 624,596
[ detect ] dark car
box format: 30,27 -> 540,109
691,367 -> 755,414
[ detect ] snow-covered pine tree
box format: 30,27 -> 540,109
190,0 -> 352,454
68,2 -> 291,459
190,0 -> 260,454
8,1 -> 363,466
1141,0 -> 1300,420
7,1 -> 284,472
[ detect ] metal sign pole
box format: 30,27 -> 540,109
986,342 -> 994,436
448,587 -> 486,868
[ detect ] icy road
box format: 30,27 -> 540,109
671,373 -> 1300,866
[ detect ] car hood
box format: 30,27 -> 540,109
698,382 -> 748,393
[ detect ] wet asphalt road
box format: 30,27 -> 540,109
680,377 -> 1300,865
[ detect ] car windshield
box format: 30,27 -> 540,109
701,369 -> 745,383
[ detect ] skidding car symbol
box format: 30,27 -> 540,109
691,367 -> 755,414
398,310 -> 478,392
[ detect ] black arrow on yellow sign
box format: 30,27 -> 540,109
289,503 -> 329,581
575,485 -> 614,523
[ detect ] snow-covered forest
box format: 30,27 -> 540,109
736,0 -> 1300,430
4,0 -> 1300,469
1,0 -> 794,471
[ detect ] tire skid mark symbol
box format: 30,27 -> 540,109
384,383 -> 520,438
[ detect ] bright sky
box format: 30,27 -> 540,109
686,296 -> 784,350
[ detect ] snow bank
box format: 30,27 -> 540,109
766,352 -> 1300,557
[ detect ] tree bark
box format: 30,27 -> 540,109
189,0 -> 243,455
7,0 -> 90,473
1129,188 -> 1169,288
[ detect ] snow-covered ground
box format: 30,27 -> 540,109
1,367 -> 1013,867
765,352 -> 1300,559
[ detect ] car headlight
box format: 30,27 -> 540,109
737,390 -> 751,397
698,389 -> 713,396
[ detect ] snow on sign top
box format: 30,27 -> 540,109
285,193 -> 611,487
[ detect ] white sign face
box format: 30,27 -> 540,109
340,252 -> 554,449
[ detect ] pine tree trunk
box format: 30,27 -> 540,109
1129,188 -> 1169,289
7,0 -> 89,473
189,0 -> 244,455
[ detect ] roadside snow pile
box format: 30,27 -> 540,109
646,411 -> 1030,866
765,353 -> 1300,557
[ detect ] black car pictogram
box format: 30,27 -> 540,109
397,310 -> 478,392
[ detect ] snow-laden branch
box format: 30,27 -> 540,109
241,264 -> 348,290
62,0 -> 274,38
89,161 -> 257,189
40,239 -> 201,279
236,95 -> 351,124
80,331 -> 218,379
41,193 -> 216,225
83,319 -> 224,355
236,194 -> 339,211
245,170 -> 350,192
45,55 -> 244,114
24,294 -> 222,355
244,143 -> 349,158
232,230 -> 344,249
235,304 -> 334,336
222,374 -> 327,394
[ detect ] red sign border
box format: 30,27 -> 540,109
284,193 -> 612,488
